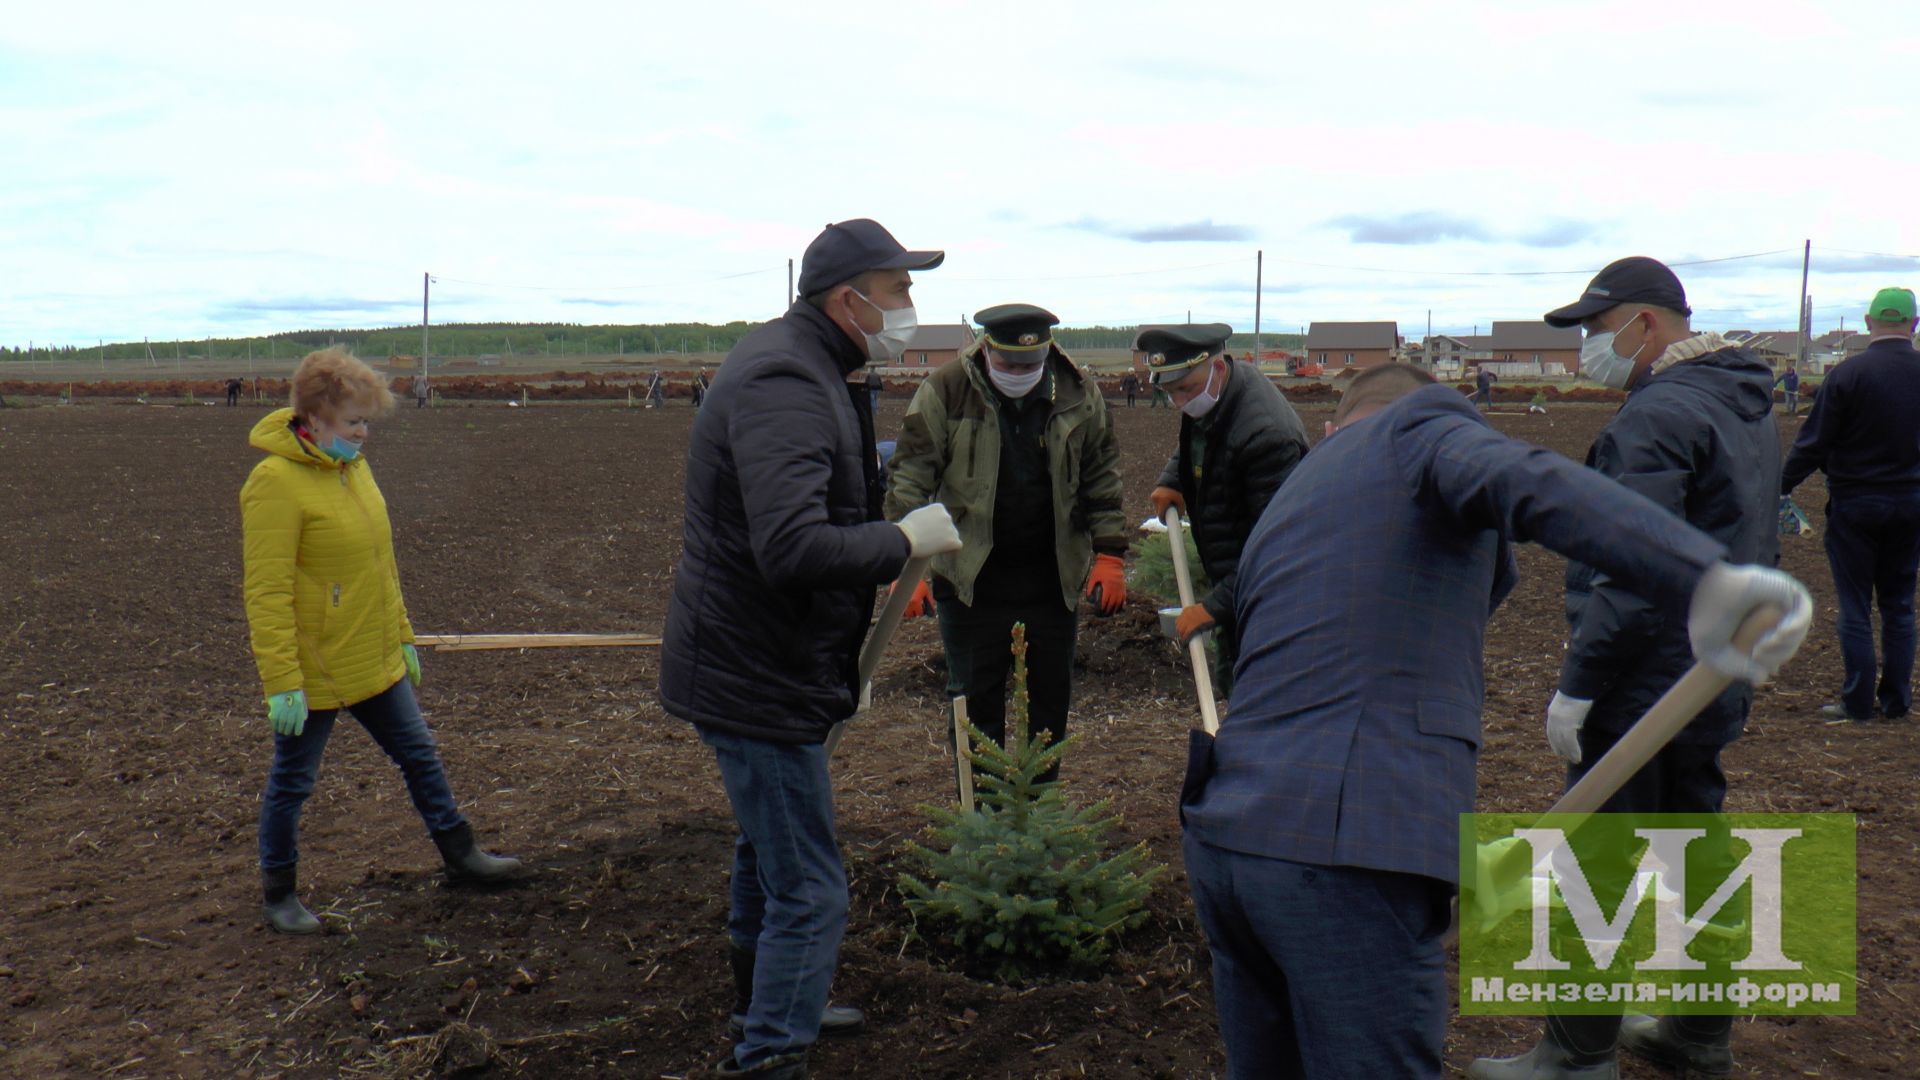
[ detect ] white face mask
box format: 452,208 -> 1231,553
988,355 -> 1046,398
850,289 -> 917,364
1580,317 -> 1646,390
1180,361 -> 1223,418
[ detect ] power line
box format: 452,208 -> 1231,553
942,257 -> 1249,283
1259,248 -> 1799,278
434,265 -> 784,292
1811,245 -> 1920,261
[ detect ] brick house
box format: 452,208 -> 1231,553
1305,322 -> 1400,370
1486,321 -> 1581,374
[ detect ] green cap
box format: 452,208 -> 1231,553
1867,287 -> 1916,323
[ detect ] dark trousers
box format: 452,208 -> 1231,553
1183,836 -> 1452,1079
1211,623 -> 1238,701
701,726 -> 847,1069
1125,391 -> 1136,407
227,389 -> 239,405
935,597 -> 1077,760
1548,733 -> 1734,1050
258,679 -> 464,872
1824,491 -> 1920,718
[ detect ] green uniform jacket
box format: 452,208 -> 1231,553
885,340 -> 1127,611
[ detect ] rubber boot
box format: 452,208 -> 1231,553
1466,1014 -> 1620,1079
430,822 -> 524,884
261,867 -> 321,935
726,944 -> 865,1040
1619,1014 -> 1734,1076
711,1050 -> 807,1078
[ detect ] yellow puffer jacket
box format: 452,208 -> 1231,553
241,408 -> 414,709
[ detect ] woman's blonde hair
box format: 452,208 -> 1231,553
290,347 -> 395,420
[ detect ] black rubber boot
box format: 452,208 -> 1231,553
711,1050 -> 807,1078
727,944 -> 865,1039
261,867 -> 321,935
1619,1014 -> 1734,1076
430,822 -> 524,884
1466,1014 -> 1620,1079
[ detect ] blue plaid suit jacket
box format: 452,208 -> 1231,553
1183,386 -> 1727,885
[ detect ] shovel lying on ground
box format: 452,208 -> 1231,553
824,554 -> 933,757
1162,508 -> 1222,815
1458,603 -> 1786,940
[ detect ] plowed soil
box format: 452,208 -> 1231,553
0,396 -> 1911,1079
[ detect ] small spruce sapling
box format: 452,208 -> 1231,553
899,623 -> 1163,981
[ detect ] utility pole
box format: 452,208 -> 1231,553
788,259 -> 794,306
1796,239 -> 1811,371
1253,250 -> 1263,364
421,272 -> 432,395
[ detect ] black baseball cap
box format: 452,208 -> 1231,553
796,219 -> 944,298
1544,256 -> 1692,328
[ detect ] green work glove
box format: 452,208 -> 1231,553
402,643 -> 421,687
266,690 -> 308,737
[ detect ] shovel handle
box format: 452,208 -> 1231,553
1163,508 -> 1221,736
825,555 -> 933,758
1548,603 -> 1783,817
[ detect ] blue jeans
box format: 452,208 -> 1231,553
1182,835 -> 1452,1079
1824,491 -> 1920,718
701,726 -> 847,1069
258,679 -> 464,872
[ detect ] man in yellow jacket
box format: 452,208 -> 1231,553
242,347 -> 520,935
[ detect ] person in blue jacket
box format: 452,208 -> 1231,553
1181,363 -> 1812,1080
1782,286 -> 1920,723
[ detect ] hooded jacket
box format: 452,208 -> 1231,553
1559,343 -> 1782,744
658,302 -> 912,744
1155,361 -> 1310,624
883,339 -> 1126,610
240,408 -> 414,709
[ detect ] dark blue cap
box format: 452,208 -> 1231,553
797,219 -> 944,298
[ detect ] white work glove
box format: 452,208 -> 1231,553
897,503 -> 962,558
1687,563 -> 1814,684
1545,691 -> 1594,764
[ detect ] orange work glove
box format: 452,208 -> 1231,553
1149,486 -> 1186,520
1175,603 -> 1215,643
1084,554 -> 1127,616
895,578 -> 936,619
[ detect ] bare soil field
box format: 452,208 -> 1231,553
0,396 -> 1911,1079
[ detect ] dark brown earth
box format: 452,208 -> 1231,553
0,395 -> 1911,1079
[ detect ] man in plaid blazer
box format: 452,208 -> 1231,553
1179,365 -> 1812,1079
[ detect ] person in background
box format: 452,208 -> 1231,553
1475,365 -> 1498,407
659,219 -> 959,1080
241,347 -> 522,936
1774,361 -> 1800,415
1185,363 -> 1811,1080
886,303 -> 1127,776
1143,324 -> 1308,699
1120,370 -> 1140,408
1781,286 -> 1920,723
414,374 -> 429,409
227,377 -> 243,406
866,366 -> 883,414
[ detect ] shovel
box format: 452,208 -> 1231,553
1162,508 -> 1221,816
823,554 -> 932,757
1458,604 -> 1786,939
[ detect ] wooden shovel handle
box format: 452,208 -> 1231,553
1163,508 -> 1221,736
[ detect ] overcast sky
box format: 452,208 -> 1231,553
7,0 -> 1920,347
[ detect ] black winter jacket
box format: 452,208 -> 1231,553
658,302 -> 912,743
1155,362 -> 1309,624
1559,346 -> 1781,745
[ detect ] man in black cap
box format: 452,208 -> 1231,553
1142,323 -> 1308,698
1469,256 -> 1784,1080
660,218 -> 961,1080
885,303 -> 1127,772
1781,286 -> 1920,723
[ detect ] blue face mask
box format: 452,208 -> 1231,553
322,434 -> 363,461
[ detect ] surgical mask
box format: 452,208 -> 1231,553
1580,320 -> 1646,390
322,434 -> 363,462
988,357 -> 1045,398
850,289 -> 917,364
1180,362 -> 1223,419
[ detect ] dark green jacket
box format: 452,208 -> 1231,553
886,340 -> 1127,610
1156,361 -> 1309,624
